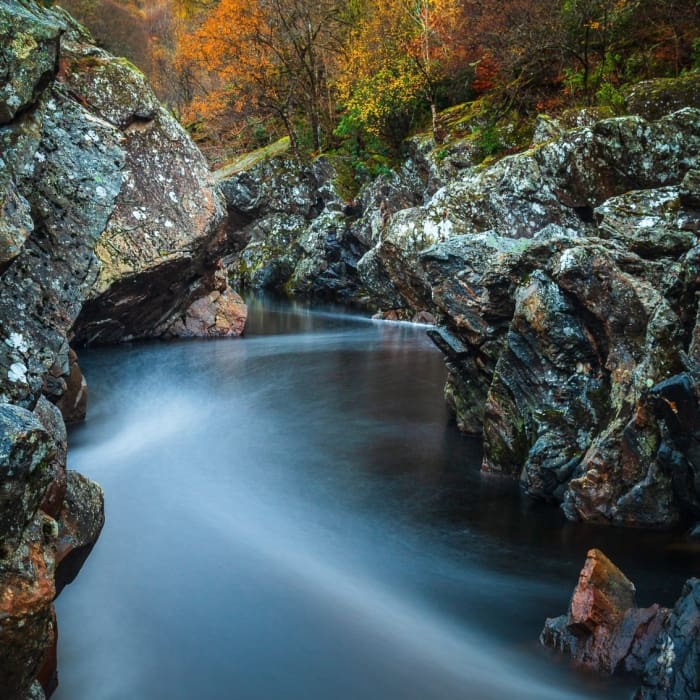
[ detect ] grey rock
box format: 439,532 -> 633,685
0,0 -> 63,124
0,404 -> 54,556
635,579 -> 700,700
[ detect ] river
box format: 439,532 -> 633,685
54,296 -> 693,700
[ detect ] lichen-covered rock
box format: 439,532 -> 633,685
417,107 -> 700,528
595,187 -> 697,257
0,86 -> 124,407
542,549 -> 669,675
60,19 -> 231,343
33,395 -> 67,523
624,73 -> 700,121
423,193 -> 700,527
0,404 -> 55,557
287,210 -> 367,303
0,2 -> 246,696
220,153 -> 374,303
680,168 -> 700,210
0,0 -> 63,124
368,109 -> 700,318
0,163 -> 33,268
635,578 -> 700,700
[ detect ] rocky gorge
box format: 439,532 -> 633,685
213,77 -> 700,698
1,0 -> 700,698
218,86 -> 700,533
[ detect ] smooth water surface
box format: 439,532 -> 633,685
54,297 -> 695,700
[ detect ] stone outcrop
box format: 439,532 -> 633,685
218,151 -> 373,305
541,549 -> 668,674
0,2 -> 246,697
542,550 -> 700,700
55,15 -> 243,345
418,113 -> 700,529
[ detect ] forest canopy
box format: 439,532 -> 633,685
56,0 -> 700,165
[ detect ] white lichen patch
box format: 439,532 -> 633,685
637,216 -> 658,228
7,362 -> 27,383
95,185 -> 107,198
656,634 -> 675,676
557,248 -> 578,273
5,333 -> 28,353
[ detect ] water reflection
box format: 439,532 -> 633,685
54,296 -> 692,699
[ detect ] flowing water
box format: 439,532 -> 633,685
54,296 -> 696,700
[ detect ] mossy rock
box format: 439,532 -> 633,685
623,72 -> 700,121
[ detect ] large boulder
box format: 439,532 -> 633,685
54,16 -> 238,344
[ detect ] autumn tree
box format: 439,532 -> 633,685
463,0 -> 566,111
177,0 -> 345,161
336,0 -> 467,143
558,0 -> 637,103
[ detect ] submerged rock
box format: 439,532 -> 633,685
543,550 -> 700,700
541,549 -> 667,674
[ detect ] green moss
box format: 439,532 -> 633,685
214,137 -> 291,180
319,154 -> 359,201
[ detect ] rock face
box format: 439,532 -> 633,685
219,152 -> 374,305
55,16 -> 242,345
0,2 -> 244,697
542,550 -> 700,700
418,113 -> 700,529
635,578 -> 700,700
218,99 -> 700,530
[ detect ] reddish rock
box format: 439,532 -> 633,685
541,549 -> 670,674
161,286 -> 247,338
568,549 -> 637,634
54,349 -> 88,425
55,471 -> 105,595
0,515 -> 57,698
